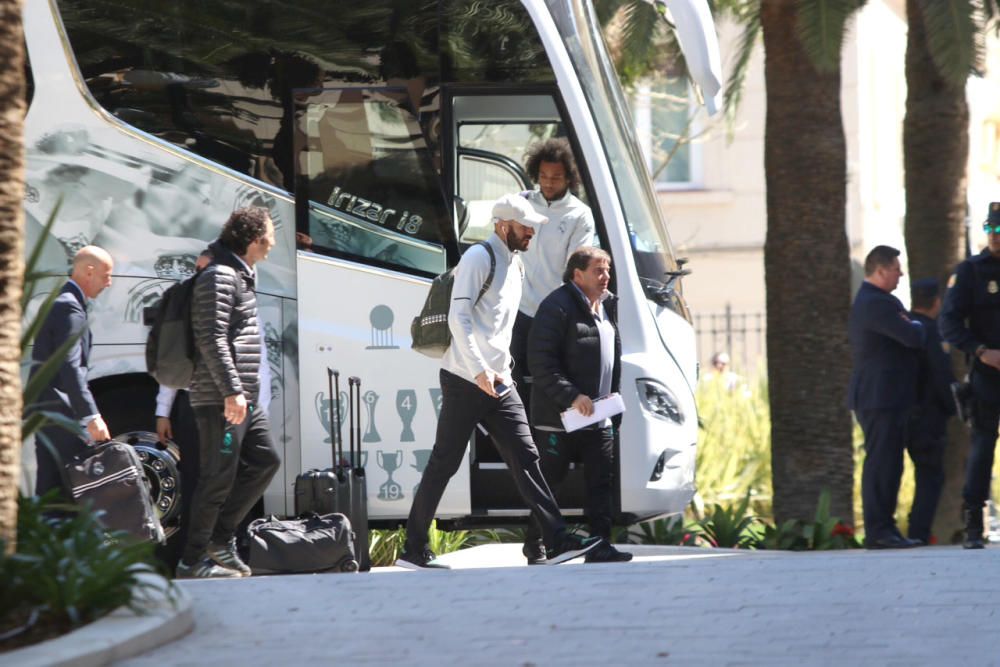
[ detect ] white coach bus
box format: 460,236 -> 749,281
22,0 -> 720,533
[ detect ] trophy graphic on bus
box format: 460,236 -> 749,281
376,449 -> 404,501
428,387 -> 443,419
396,389 -> 417,442
363,389 -> 381,443
314,390 -> 348,444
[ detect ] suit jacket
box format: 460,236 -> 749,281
847,281 -> 925,411
29,281 -> 98,420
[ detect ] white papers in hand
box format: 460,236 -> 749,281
560,393 -> 625,432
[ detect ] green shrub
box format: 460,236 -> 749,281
695,374 -> 772,514
0,494 -> 173,644
759,490 -> 860,551
695,493 -> 763,549
368,527 -> 406,567
369,521 -> 499,567
627,513 -> 706,547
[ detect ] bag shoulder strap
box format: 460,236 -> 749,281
473,241 -> 496,306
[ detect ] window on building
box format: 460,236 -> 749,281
631,75 -> 698,188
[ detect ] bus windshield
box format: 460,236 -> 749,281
546,0 -> 684,306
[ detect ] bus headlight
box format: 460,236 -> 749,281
636,378 -> 684,424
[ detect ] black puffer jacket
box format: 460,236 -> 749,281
528,283 -> 622,431
189,240 -> 261,407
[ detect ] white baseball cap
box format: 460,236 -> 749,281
492,193 -> 548,229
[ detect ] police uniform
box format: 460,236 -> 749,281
939,202 -> 1000,548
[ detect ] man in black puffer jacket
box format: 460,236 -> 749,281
523,246 -> 631,564
177,206 -> 280,579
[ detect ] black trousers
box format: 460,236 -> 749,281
963,399 -> 1000,509
856,408 -> 908,541
510,311 -> 534,423
182,402 -> 280,564
159,390 -> 201,570
525,426 -> 615,544
902,410 -> 946,542
406,369 -> 566,553
34,420 -> 88,498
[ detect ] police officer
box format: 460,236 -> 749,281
940,202 -> 1000,549
905,278 -> 956,545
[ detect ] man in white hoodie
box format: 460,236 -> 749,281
512,138 -> 596,420
397,194 -> 602,569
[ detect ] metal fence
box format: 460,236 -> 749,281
693,304 -> 767,376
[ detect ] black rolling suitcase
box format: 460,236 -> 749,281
65,440 -> 166,543
294,368 -> 370,570
295,368 -> 349,516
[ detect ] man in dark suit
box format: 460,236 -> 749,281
905,278 -> 956,544
31,246 -> 114,497
848,245 -> 925,549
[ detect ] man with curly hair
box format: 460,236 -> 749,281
513,138 -> 596,421
176,206 -> 281,578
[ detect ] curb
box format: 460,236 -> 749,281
6,573 -> 194,667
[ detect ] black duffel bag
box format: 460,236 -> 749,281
247,513 -> 359,575
65,439 -> 166,544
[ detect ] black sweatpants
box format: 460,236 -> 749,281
525,426 -> 615,544
182,402 -> 280,564
405,369 -> 567,553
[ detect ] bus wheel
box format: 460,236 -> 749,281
115,430 -> 183,536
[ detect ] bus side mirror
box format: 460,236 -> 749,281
454,195 -> 470,237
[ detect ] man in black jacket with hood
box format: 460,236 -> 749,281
523,246 -> 632,564
177,206 -> 280,578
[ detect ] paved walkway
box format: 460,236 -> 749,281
120,544 -> 1000,666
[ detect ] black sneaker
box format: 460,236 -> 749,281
545,534 -> 602,565
207,537 -> 252,577
395,549 -> 451,570
585,542 -> 633,563
522,540 -> 547,565
176,556 -> 243,579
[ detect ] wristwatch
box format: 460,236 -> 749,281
975,344 -> 987,359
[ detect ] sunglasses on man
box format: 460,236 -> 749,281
984,224 -> 1000,235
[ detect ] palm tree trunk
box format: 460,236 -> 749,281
902,0 -> 970,543
761,0 -> 855,525
0,0 -> 25,553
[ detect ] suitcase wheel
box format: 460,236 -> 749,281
339,558 -> 359,573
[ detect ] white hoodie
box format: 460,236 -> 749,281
519,189 -> 596,317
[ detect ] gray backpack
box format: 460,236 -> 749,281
411,242 -> 495,358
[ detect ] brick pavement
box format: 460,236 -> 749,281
119,545 -> 1000,666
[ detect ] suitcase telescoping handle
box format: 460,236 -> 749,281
328,368 -> 343,467
349,376 -> 362,470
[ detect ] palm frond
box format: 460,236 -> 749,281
795,0 -> 868,73
723,3 -> 761,136
914,0 -> 981,84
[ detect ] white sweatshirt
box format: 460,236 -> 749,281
442,233 -> 523,385
519,189 -> 596,317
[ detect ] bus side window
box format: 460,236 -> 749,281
294,88 -> 449,276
